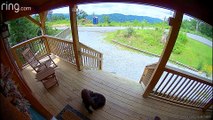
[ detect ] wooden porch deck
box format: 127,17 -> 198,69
22,57 -> 211,120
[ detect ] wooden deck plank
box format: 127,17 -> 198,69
22,57 -> 212,120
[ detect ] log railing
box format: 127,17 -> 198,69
45,35 -> 76,65
10,35 -> 103,70
10,36 -> 49,69
80,43 -> 103,70
143,63 -> 213,111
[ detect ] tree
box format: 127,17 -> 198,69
199,22 -> 212,37
103,15 -> 110,24
77,9 -> 88,20
8,17 -> 39,46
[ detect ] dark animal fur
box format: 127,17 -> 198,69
81,89 -> 106,113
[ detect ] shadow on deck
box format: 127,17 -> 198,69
22,57 -> 211,120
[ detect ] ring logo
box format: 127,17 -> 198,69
1,2 -> 31,13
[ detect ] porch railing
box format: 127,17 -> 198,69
45,35 -> 76,65
139,63 -> 157,86
10,36 -> 49,69
80,43 -> 103,70
141,63 -> 213,111
10,35 -> 102,70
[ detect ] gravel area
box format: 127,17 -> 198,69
76,27 -> 211,82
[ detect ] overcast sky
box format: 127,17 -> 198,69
52,3 -> 174,20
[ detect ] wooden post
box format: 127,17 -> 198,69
11,48 -> 23,70
39,12 -> 51,54
143,11 -> 183,98
39,11 -> 48,35
43,36 -> 51,54
69,4 -> 82,71
25,16 -> 41,27
99,54 -> 103,70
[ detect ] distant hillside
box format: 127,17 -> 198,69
86,13 -> 162,23
50,13 -> 162,23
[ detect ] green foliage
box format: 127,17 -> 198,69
8,17 -> 62,47
199,22 -> 212,38
173,32 -> 188,54
105,28 -> 212,76
50,14 -> 66,21
123,27 -> 135,38
107,28 -> 164,55
197,61 -> 203,71
103,16 -> 111,24
181,19 -> 212,41
77,10 -> 88,20
8,17 -> 39,46
45,25 -> 61,36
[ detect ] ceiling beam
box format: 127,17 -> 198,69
25,15 -> 41,27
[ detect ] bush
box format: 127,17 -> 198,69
123,27 -> 135,38
197,61 -> 204,71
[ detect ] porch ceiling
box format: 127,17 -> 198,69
1,0 -> 212,26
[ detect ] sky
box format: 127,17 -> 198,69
52,3 -> 175,20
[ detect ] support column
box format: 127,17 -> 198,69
69,4 -> 82,71
143,11 -> 183,97
39,12 -> 51,54
39,11 -> 48,35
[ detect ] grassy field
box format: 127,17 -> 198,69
105,28 -> 212,76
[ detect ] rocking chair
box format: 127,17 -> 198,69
21,47 -> 57,72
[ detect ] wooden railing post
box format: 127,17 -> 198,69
69,4 -> 82,71
43,36 -> 51,54
11,48 -> 23,70
99,54 -> 103,70
143,11 -> 183,98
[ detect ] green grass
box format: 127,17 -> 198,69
170,38 -> 212,76
105,28 -> 212,76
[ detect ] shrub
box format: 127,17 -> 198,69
123,27 -> 135,38
197,61 -> 204,71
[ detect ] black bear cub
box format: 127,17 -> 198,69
81,89 -> 106,113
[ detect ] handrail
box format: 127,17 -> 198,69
146,64 -> 213,111
165,66 -> 212,86
139,63 -> 157,86
44,35 -> 72,44
80,42 -> 103,70
141,62 -> 212,111
80,42 -> 103,54
10,35 -> 103,70
45,35 -> 76,65
11,36 -> 43,49
10,36 -> 49,69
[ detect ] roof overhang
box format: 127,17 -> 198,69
0,0 -> 212,26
